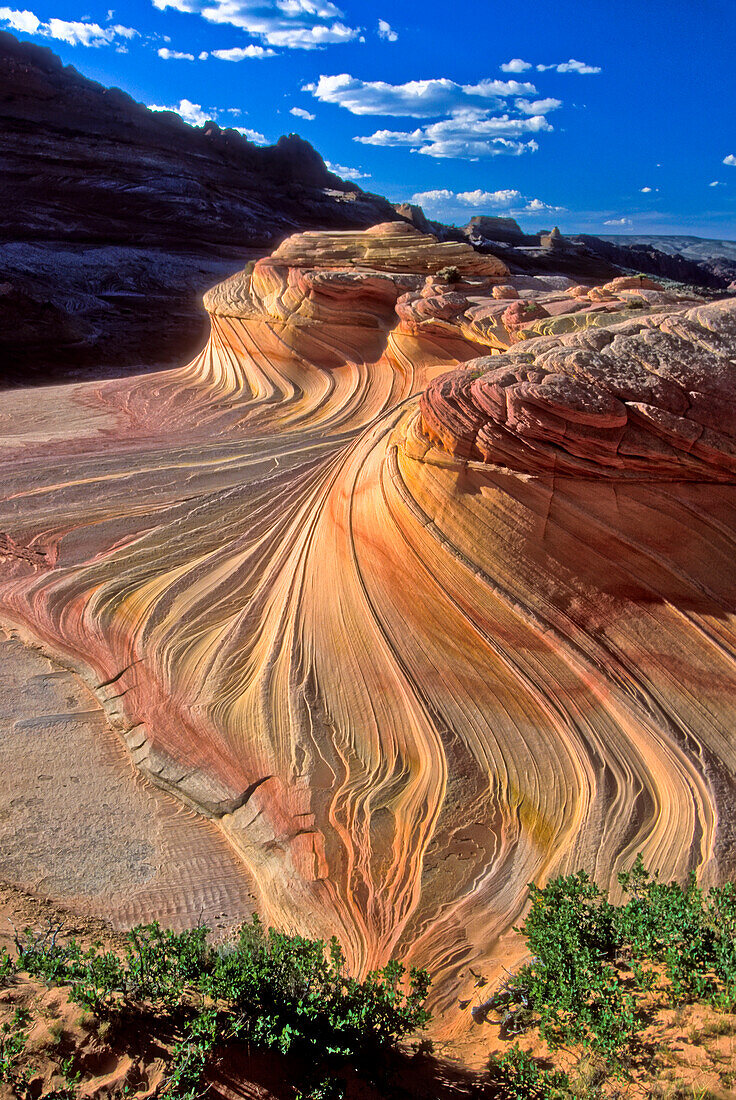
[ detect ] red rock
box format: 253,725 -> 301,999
420,299 -> 736,480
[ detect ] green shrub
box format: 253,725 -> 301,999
0,1008 -> 30,1088
9,915 -> 430,1100
487,1043 -> 569,1099
0,948 -> 14,985
486,859 -> 736,1074
505,872 -> 637,1060
616,855 -> 715,1002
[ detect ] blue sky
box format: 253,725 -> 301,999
2,0 -> 735,237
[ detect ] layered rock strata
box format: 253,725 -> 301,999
420,300 -> 736,479
0,31 -> 400,378
1,223 -> 735,1055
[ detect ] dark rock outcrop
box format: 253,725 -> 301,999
0,31 -> 401,381
571,235 -> 729,291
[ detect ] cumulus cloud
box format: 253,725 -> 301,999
306,73 -> 537,117
0,6 -> 39,32
603,217 -> 633,227
501,58 -> 532,73
148,98 -> 211,125
357,112 -> 550,160
515,97 -> 562,115
724,154 -> 736,167
537,59 -> 601,73
233,125 -> 268,143
377,18 -> 397,41
0,7 -> 138,45
410,187 -> 563,217
290,106 -> 316,120
151,0 -> 359,49
306,72 -> 556,159
524,198 -> 562,212
412,188 -> 522,207
211,44 -> 275,59
325,160 -> 369,179
158,46 -> 195,59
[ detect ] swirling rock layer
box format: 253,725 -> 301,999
2,224 -> 736,1055
420,301 -> 736,479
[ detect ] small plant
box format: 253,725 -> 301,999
0,1008 -> 31,1088
487,1043 -> 569,1098
0,948 -> 14,984
7,915 -> 430,1100
501,871 -> 638,1061
436,265 -> 460,283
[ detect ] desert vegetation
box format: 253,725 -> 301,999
486,858 -> 736,1097
3,859 -> 736,1097
0,916 -> 430,1098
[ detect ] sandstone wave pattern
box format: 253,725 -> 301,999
2,223 -> 736,1048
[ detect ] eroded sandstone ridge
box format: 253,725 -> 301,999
2,223 -> 736,1052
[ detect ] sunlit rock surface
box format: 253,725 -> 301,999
2,222 -> 736,1053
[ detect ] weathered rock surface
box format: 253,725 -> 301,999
2,223 -> 736,1058
420,300 -> 736,479
0,31 -> 401,380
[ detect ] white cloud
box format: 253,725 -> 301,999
724,154 -> 736,167
47,17 -> 136,45
536,59 -> 601,73
501,58 -> 532,73
151,0 -> 359,50
357,112 -> 550,159
515,97 -> 562,115
198,49 -> 208,59
325,160 -> 369,179
148,98 -> 211,125
709,180 -> 725,187
211,44 -> 275,59
290,106 -> 316,120
306,73 -> 537,117
413,188 -> 522,207
0,6 -> 40,32
0,8 -> 139,45
377,18 -> 397,41
603,217 -> 633,227
233,126 -> 267,143
158,46 -> 195,59
409,187 -> 563,217
523,198 -> 562,212
307,72 -> 557,160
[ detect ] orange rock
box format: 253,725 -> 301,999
1,222 -> 734,1065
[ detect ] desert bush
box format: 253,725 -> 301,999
500,872 -> 638,1061
486,858 -> 736,1079
9,915 -> 430,1099
487,1043 -> 569,1099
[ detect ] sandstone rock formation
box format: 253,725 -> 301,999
420,300 -> 736,479
2,223 -> 735,1057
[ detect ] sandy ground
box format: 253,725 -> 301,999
0,622 -> 256,935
